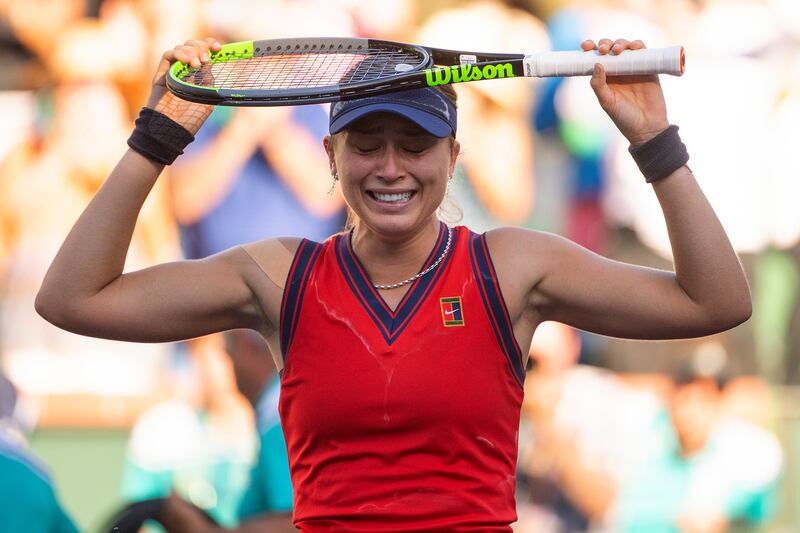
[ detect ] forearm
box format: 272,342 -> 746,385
654,165 -> 751,320
37,149 -> 162,307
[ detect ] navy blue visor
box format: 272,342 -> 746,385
329,87 -> 456,138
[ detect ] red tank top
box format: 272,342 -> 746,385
279,224 -> 525,532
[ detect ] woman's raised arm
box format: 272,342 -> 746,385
491,38 -> 751,342
36,39 -> 286,342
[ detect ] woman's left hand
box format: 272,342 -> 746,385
583,38 -> 670,145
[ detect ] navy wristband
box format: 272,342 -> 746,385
628,125 -> 689,183
127,107 -> 194,165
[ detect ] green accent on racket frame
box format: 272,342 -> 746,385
168,40 -> 255,93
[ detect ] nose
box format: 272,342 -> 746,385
376,145 -> 406,182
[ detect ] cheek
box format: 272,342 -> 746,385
335,170 -> 368,210
339,181 -> 362,208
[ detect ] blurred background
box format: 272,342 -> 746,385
0,0 -> 798,531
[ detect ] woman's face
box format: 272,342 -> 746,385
325,112 -> 459,239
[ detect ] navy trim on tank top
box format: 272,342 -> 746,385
335,223 -> 453,345
468,232 -> 526,388
280,239 -> 323,362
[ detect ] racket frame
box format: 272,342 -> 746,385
166,37 -> 679,107
166,38 -> 526,106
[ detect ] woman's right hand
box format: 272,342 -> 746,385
146,37 -> 222,134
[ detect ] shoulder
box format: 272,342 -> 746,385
239,237 -> 317,290
480,226 -> 574,273
470,226 -> 583,322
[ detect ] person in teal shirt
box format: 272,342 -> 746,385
156,330 -> 296,532
0,374 -> 79,533
613,362 -> 783,532
236,371 -> 293,519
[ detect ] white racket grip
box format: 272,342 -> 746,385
523,46 -> 684,77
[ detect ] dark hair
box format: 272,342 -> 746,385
434,84 -> 458,109
671,355 -> 731,390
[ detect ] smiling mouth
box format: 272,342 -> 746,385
368,191 -> 415,204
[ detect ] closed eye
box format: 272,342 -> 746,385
403,145 -> 429,154
353,145 -> 380,154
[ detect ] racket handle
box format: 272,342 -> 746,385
523,46 -> 684,77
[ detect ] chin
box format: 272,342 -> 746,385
357,210 -> 435,238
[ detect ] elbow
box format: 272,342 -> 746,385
731,295 -> 753,328
708,290 -> 752,333
728,282 -> 753,327
35,288 -> 61,327
35,287 -> 78,332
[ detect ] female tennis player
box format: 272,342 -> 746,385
37,37 -> 750,532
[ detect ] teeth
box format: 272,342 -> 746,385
373,192 -> 412,203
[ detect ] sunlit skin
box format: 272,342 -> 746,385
323,113 -> 460,291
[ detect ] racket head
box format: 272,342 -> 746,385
166,38 -> 433,106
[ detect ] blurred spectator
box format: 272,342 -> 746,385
224,330 -> 292,523
137,0 -> 209,67
602,0 -> 795,376
772,42 -> 800,385
339,0 -> 419,40
204,0 -> 354,44
519,325 -> 784,533
0,372 -> 79,533
537,0 -> 665,251
119,335 -> 255,527
610,346 -> 784,532
0,74 -> 176,404
0,9 -> 49,90
157,330 -> 295,532
417,0 -> 548,231
169,105 -> 344,252
516,321 -> 665,532
1,0 -> 87,61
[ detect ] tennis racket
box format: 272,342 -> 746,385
167,37 -> 684,107
104,497 -> 219,533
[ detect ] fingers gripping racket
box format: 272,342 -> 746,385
167,37 -> 684,107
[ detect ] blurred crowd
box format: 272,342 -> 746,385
0,0 -> 799,531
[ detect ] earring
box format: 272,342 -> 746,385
327,171 -> 338,196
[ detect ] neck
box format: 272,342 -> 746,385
352,218 -> 442,287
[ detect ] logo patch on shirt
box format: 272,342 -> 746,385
440,296 -> 465,327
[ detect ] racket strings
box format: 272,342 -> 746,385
181,47 -> 425,90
